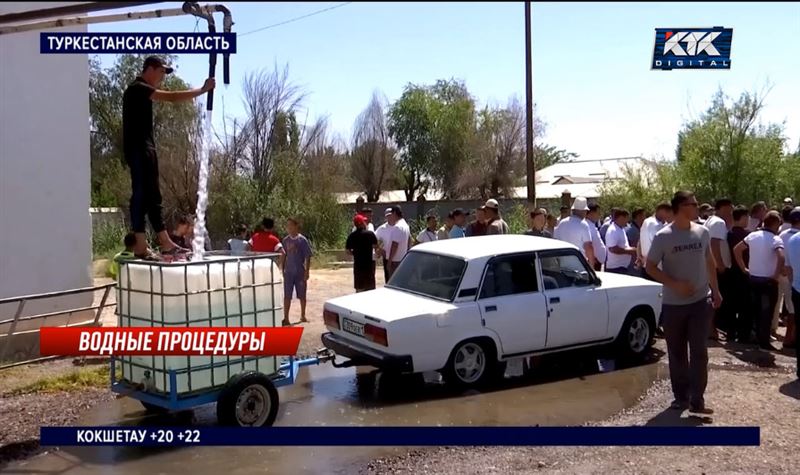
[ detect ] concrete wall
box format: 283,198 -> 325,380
0,3 -> 91,317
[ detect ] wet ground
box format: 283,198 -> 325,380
3,349 -> 666,475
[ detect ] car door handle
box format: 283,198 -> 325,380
549,297 -> 560,304
485,305 -> 497,312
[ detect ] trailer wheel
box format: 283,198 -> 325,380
216,372 -> 279,427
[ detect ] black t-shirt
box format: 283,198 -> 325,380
346,229 -> 377,271
122,76 -> 156,155
727,226 -> 750,274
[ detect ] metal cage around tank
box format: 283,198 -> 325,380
114,251 -> 283,396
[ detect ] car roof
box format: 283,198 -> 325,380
411,235 -> 579,260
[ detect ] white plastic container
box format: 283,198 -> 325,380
117,253 -> 283,394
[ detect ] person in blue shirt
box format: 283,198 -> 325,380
449,209 -> 468,238
783,208 -> 800,379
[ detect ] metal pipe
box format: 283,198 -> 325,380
215,5 -> 233,85
207,16 -> 217,111
0,2 -> 160,26
181,3 -> 219,111
0,283 -> 116,305
0,7 -> 188,35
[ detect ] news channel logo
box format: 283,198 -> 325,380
652,27 -> 732,71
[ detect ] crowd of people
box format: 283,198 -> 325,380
342,192 -> 800,413
343,200 -> 514,295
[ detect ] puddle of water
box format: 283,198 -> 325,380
5,354 -> 665,475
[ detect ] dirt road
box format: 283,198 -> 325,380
362,340 -> 799,475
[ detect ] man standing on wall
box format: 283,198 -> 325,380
646,191 -> 721,415
123,56 -> 215,259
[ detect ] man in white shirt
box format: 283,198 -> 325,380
605,209 -> 638,274
733,211 -> 785,350
746,201 -> 767,232
374,208 -> 394,283
704,198 -> 734,340
638,202 -> 673,280
385,205 -> 411,279
416,215 -> 438,244
777,207 -> 800,349
587,204 -> 607,271
554,197 -> 596,267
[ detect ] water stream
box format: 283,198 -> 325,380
191,109 -> 213,261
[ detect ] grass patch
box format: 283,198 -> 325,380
6,365 -> 110,396
311,251 -> 339,270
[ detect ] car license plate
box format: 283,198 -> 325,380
342,318 -> 365,337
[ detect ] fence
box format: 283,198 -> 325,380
91,207 -> 125,230
0,284 -> 116,368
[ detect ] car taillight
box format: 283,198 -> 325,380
323,309 -> 340,329
364,323 -> 388,346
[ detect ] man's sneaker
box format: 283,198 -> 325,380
689,405 -> 714,415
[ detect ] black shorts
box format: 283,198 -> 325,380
354,264 -> 376,291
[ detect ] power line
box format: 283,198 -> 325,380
238,2 -> 353,37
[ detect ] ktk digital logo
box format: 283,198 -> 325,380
652,27 -> 733,70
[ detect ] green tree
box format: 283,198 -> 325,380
388,79 -> 477,200
387,84 -> 437,201
675,87 -> 792,205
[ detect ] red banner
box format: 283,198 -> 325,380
40,327 -> 303,357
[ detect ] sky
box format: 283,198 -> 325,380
89,1 -> 800,162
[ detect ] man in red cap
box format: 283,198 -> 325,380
345,214 -> 378,292
122,56 -> 216,260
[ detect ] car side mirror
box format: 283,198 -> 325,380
594,277 -> 602,286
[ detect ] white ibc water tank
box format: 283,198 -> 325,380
117,254 -> 282,394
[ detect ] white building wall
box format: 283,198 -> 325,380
0,2 -> 92,305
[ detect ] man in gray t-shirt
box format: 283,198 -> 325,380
645,191 -> 721,415
648,223 -> 712,305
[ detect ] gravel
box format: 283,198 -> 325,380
0,388 -> 116,468
359,343 -> 799,475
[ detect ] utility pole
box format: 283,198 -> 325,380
524,1 -> 535,206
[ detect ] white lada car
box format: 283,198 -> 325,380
321,235 -> 663,389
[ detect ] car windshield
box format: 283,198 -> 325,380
386,251 -> 467,301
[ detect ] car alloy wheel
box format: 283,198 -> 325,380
628,316 -> 650,354
452,342 -> 487,384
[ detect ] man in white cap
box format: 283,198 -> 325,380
485,199 -> 510,235
554,197 -> 597,267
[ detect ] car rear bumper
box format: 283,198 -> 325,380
321,332 -> 414,372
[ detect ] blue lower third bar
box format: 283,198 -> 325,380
40,427 -> 760,447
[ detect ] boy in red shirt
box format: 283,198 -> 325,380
250,218 -> 284,255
